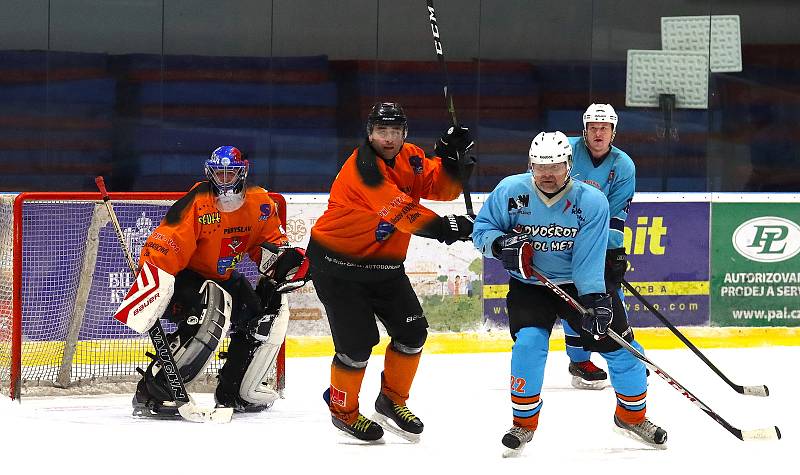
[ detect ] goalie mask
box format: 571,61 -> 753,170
206,146 -> 249,212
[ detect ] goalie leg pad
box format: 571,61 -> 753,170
173,280 -> 232,382
240,295 -> 290,405
136,281 -> 232,409
216,294 -> 289,412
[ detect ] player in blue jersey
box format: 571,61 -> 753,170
560,103 -> 636,389
473,131 -> 666,456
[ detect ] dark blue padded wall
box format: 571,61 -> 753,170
712,44 -> 800,192
1,50 -> 797,193
1,1 -> 800,193
109,54 -> 339,192
0,51 -> 115,190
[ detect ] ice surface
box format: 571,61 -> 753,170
1,347 -> 793,474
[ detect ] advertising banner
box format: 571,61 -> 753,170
623,201 -> 710,326
483,200 -> 710,328
56,196 -> 482,339
710,202 -> 800,327
283,196 -> 483,336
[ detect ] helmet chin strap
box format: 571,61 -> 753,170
215,190 -> 245,212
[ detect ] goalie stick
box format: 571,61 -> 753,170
524,265 -> 781,441
621,279 -> 769,397
425,0 -> 473,216
95,176 -> 232,424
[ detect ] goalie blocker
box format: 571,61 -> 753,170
114,261 -> 176,333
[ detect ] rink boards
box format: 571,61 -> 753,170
13,326 -> 800,366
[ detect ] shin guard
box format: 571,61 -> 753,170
329,360 -> 367,425
510,327 -> 549,431
381,343 -> 421,406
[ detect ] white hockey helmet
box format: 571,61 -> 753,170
583,103 -> 618,130
583,103 -> 618,144
529,131 -> 573,173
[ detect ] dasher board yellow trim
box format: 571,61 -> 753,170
623,281 -> 710,296
285,326 -> 799,357
483,281 -> 709,299
16,327 -> 799,364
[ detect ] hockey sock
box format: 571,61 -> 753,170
602,343 -> 648,424
381,343 -> 421,406
615,391 -> 647,425
512,394 -> 541,431
329,361 -> 366,425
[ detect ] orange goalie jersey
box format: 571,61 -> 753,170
138,182 -> 288,280
310,140 -> 462,273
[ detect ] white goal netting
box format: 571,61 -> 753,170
0,192 -> 284,398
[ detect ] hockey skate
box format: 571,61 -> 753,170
568,360 -> 608,390
501,426 -> 534,458
131,378 -> 180,419
372,393 -> 424,443
613,415 -> 668,449
214,384 -> 272,414
323,388 -> 384,442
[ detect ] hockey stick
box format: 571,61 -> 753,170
621,279 -> 769,397
523,265 -> 781,441
425,0 -> 473,215
95,176 -> 232,423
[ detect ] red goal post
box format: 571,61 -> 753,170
0,191 -> 286,400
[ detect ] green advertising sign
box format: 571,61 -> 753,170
711,202 -> 800,326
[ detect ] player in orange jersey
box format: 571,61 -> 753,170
311,102 -> 475,442
128,146 -> 309,418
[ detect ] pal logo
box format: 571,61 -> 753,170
732,216 -> 800,263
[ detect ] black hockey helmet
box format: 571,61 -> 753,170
366,102 -> 408,137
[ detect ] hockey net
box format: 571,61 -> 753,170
0,191 -> 286,400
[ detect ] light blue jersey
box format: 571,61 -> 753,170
568,136 -> 634,250
473,173 -> 609,296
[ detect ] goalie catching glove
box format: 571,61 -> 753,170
258,243 -> 310,292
